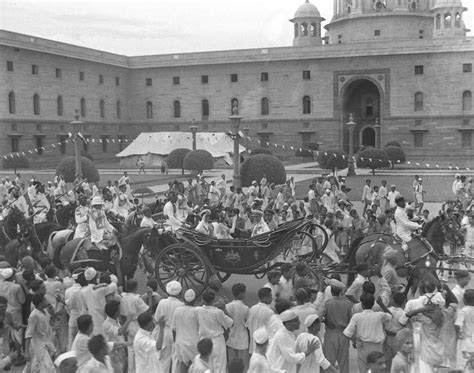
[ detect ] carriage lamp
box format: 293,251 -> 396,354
230,107 -> 243,189
190,122 -> 198,151
346,113 -> 356,177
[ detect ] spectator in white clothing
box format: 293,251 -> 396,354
134,311 -> 165,373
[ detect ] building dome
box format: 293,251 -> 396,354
433,0 -> 464,9
294,0 -> 321,19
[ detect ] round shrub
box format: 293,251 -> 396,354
295,149 -> 314,159
183,150 -> 214,171
240,154 -> 286,187
384,146 -> 406,168
166,148 -> 191,168
317,150 -> 348,174
2,155 -> 29,173
56,156 -> 99,182
356,148 -> 390,176
385,140 -> 402,148
80,150 -> 93,161
250,147 -> 273,156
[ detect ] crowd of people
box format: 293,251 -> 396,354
0,168 -> 472,372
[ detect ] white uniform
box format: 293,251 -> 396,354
252,220 -> 270,237
295,333 -> 331,373
134,328 -> 162,373
247,302 -> 274,353
162,201 -> 182,232
394,206 -> 421,242
113,192 -> 133,218
171,305 -> 199,371
74,205 -> 89,239
33,193 -> 50,224
267,326 -> 306,373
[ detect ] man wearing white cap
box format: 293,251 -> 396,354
120,279 -> 149,373
153,280 -> 183,372
171,289 -> 199,372
54,351 -> 78,373
295,314 -> 336,373
196,209 -> 214,236
251,209 -> 270,237
248,327 -> 276,373
267,309 -> 318,373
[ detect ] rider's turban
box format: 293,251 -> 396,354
166,280 -> 182,296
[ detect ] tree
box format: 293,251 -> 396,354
240,154 -> 286,187
317,150 -> 348,175
384,146 -> 406,169
166,148 -> 191,175
2,155 -> 29,174
183,150 -> 214,172
56,156 -> 100,182
250,147 -> 273,156
356,148 -> 390,175
385,140 -> 402,148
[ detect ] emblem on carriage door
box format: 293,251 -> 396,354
225,250 -> 241,264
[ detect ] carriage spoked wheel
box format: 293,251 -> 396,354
155,243 -> 210,297
283,231 -> 319,263
305,223 -> 329,258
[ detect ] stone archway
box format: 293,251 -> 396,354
341,78 -> 382,153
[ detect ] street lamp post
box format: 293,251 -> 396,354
346,113 -> 356,177
374,117 -> 381,148
70,110 -> 84,180
230,104 -> 243,189
190,121 -> 198,150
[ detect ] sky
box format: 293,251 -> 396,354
0,0 -> 473,56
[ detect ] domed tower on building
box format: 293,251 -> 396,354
325,0 -> 435,44
290,0 -> 325,46
432,0 -> 468,38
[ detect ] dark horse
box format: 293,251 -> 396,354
53,227 -> 175,283
346,216 -> 460,294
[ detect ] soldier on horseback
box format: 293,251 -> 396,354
394,196 -> 422,254
89,197 -> 117,252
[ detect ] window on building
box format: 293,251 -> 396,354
365,96 -> 374,116
436,14 -> 441,29
202,99 -> 209,120
8,92 -> 15,114
11,137 -> 19,153
57,96 -> 63,116
146,78 -> 152,86
415,92 -> 424,111
419,30 -> 424,39
374,30 -> 381,36
59,136 -> 67,155
118,136 -> 126,151
311,23 -> 317,37
261,97 -> 269,116
338,34 -> 342,43
99,74 -> 104,84
116,100 -> 121,119
100,100 -> 105,118
261,72 -> 268,82
231,74 -> 238,83
115,76 -> 120,86
414,132 -> 424,148
301,22 -> 308,36
7,61 -> 13,72
101,136 -> 109,153
56,68 -> 62,78
303,70 -> 311,80
35,137 -> 44,155
79,71 -> 85,81
173,76 -> 180,85
80,98 -> 86,117
462,132 -> 472,149
201,75 -> 208,84
302,132 -> 312,147
32,65 -> 38,75
463,91 -> 472,111
455,13 -> 461,28
33,94 -> 40,115
303,96 -> 311,114
260,134 -> 270,147
415,65 -> 424,75
463,64 -> 472,73
444,13 -> 452,28
173,100 -> 181,118
146,101 -> 153,119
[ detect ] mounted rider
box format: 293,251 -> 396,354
162,192 -> 183,232
6,185 -> 30,218
74,194 -> 90,239
394,196 -> 422,253
89,196 -> 116,251
32,183 -> 50,224
113,181 -> 134,219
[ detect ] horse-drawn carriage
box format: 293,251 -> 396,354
152,218 -> 329,296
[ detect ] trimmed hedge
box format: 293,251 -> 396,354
56,156 -> 100,182
166,148 -> 191,175
183,149 -> 214,171
384,146 -> 406,168
2,155 -> 29,173
317,150 -> 348,174
240,154 -> 286,187
356,148 -> 390,175
250,147 -> 273,156
385,140 -> 402,148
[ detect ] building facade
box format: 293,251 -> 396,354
0,0 -> 473,167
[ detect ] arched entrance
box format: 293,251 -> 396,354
361,127 -> 376,147
341,79 -> 382,153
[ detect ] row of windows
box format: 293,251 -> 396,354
6,62 -> 121,86
411,131 -> 474,150
7,93 -> 122,118
414,91 -> 472,111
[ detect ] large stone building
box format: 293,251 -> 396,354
1,0 -> 473,167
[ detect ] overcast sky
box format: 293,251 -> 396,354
1,0 -> 473,56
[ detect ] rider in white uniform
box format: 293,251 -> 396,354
113,181 -> 133,219
32,184 -> 50,224
74,195 -> 90,239
394,196 -> 422,252
89,196 -> 116,251
162,192 -> 183,232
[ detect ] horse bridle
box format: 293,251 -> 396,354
403,236 -> 440,269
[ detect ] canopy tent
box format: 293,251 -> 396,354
116,132 -> 245,167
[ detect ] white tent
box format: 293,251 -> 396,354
116,132 -> 245,167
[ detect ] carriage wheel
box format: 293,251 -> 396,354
216,272 -> 232,283
155,243 -> 210,297
283,231 -> 318,263
319,253 -> 333,267
306,223 -> 329,256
